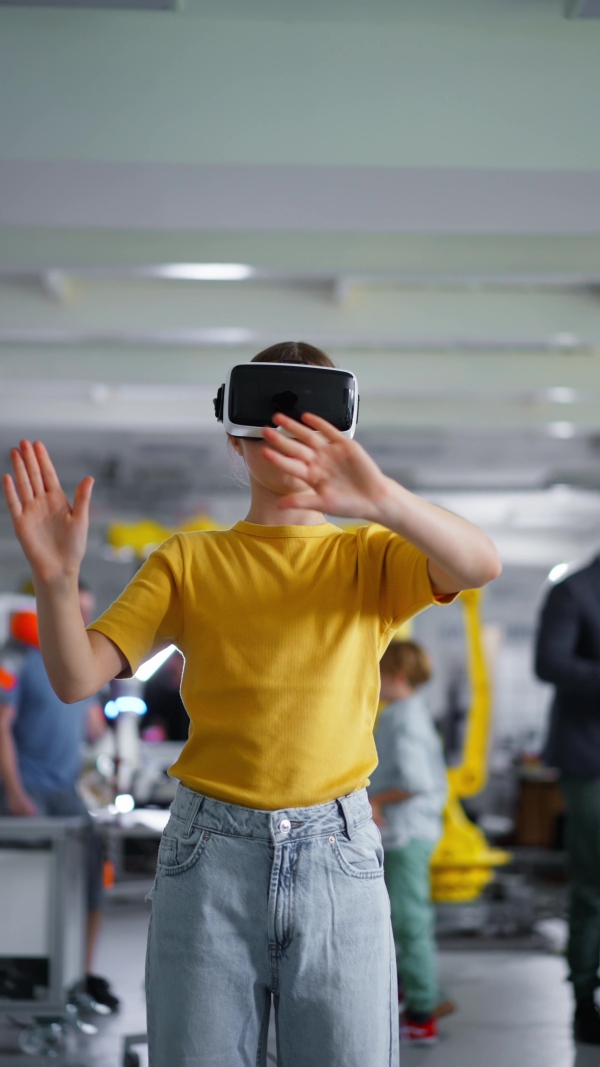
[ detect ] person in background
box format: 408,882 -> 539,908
369,640 -> 449,1047
0,579 -> 119,1013
535,555 -> 600,1046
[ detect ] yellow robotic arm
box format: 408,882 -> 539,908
431,588 -> 510,903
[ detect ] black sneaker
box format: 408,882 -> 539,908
85,974 -> 121,1013
574,998 -> 600,1045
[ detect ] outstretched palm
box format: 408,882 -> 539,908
261,412 -> 389,521
3,440 -> 93,582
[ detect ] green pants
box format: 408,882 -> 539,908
562,778 -> 600,1000
384,839 -> 440,1016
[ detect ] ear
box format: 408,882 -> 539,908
227,433 -> 243,457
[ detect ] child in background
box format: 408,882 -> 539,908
369,640 -> 448,1047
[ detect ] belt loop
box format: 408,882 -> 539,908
183,793 -> 204,838
337,795 -> 355,841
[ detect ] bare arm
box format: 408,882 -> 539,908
262,413 -> 501,593
3,441 -> 128,703
370,788 -> 412,828
86,700 -> 108,743
0,704 -> 36,815
34,576 -> 126,702
374,481 -> 501,594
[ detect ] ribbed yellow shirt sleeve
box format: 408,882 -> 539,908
87,535 -> 184,676
359,524 -> 455,630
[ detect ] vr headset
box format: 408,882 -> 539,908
213,362 -> 360,439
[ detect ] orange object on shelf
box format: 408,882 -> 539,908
0,665 -> 17,691
103,860 -> 116,889
10,611 -> 39,648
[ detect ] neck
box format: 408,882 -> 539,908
244,480 -> 327,527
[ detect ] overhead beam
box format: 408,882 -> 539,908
2,162 -> 600,235
0,379 -> 599,434
0,327 -> 592,354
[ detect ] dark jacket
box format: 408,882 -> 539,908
535,557 -> 600,778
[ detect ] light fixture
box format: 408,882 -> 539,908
545,387 -> 578,404
550,333 -> 583,350
547,422 -> 576,439
114,794 -> 136,815
104,696 -> 148,718
135,645 -> 177,682
548,563 -> 570,583
153,264 -> 254,282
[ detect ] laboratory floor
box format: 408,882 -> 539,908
0,900 -> 592,1066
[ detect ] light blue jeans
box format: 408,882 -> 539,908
146,783 -> 399,1066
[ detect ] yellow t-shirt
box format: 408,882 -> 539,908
89,521 -> 452,810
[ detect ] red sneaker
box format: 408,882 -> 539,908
401,1016 -> 439,1046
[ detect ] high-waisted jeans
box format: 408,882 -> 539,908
146,783 -> 399,1066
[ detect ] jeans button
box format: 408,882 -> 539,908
279,819 -> 291,834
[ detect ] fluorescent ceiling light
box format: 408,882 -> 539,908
545,387 -> 578,404
154,264 -> 254,281
548,563 -> 570,583
550,333 -> 583,350
135,644 -> 176,682
547,422 -> 576,439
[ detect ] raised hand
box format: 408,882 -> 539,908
3,440 -> 94,583
261,412 -> 390,521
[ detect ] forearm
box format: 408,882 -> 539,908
371,479 -> 501,591
371,788 -> 412,805
34,574 -> 121,702
0,719 -> 24,795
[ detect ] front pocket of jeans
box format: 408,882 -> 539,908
330,820 -> 385,879
157,825 -> 211,875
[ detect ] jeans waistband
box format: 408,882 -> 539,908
170,784 -> 372,844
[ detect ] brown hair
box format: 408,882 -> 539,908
251,341 -> 335,368
379,640 -> 433,689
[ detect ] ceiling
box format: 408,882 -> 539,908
1,0 -> 599,576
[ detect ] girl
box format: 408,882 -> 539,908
370,640 -> 449,1047
3,342 -> 501,1067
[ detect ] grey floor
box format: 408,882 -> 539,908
0,900 -> 594,1066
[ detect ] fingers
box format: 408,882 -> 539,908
261,447 -> 310,482
9,440 -> 62,509
3,474 -> 23,520
262,425 -> 314,464
72,477 -> 94,523
271,413 -> 327,450
33,441 -> 61,492
11,448 -> 34,506
299,412 -> 347,444
19,439 -> 45,497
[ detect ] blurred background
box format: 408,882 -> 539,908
1,0 -> 600,1064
